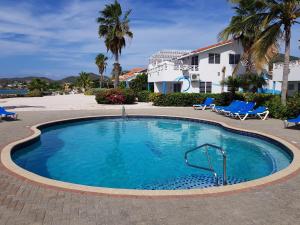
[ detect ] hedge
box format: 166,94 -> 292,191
149,92 -> 300,119
95,88 -> 136,104
136,90 -> 152,102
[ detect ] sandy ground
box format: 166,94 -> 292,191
0,94 -> 159,111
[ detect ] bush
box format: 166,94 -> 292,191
129,73 -> 148,92
27,89 -> 43,97
265,96 -> 288,119
136,90 -> 152,102
150,92 -> 237,107
286,95 -> 300,118
95,88 -> 135,104
84,88 -> 103,96
149,92 -> 300,119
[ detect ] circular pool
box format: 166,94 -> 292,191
9,116 -> 293,192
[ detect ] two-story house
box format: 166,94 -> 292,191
148,40 -> 244,94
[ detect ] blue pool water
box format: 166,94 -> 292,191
12,117 -> 292,190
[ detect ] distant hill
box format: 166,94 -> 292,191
0,73 -> 110,85
0,76 -> 52,84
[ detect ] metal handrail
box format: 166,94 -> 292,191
184,143 -> 227,186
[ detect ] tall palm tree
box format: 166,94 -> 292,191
97,0 -> 133,88
220,0 -> 277,74
76,72 -> 92,92
219,0 -> 261,74
95,53 -> 108,88
250,0 -> 300,105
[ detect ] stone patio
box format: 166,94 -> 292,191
0,108 -> 299,225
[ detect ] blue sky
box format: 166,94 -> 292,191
0,0 -> 299,79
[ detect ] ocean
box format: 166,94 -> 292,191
0,89 -> 28,95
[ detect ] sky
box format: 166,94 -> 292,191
0,0 -> 299,79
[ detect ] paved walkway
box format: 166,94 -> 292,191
0,108 -> 299,225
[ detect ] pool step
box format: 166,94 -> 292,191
142,174 -> 246,190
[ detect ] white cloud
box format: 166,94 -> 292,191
0,0 -> 298,77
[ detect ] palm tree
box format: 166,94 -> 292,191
76,72 -> 92,92
220,76 -> 242,96
250,0 -> 300,105
27,78 -> 48,92
220,0 -> 277,74
95,53 -> 108,88
240,72 -> 267,93
97,0 -> 133,88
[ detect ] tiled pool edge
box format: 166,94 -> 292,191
1,114 -> 300,198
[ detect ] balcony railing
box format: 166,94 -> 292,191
149,63 -> 199,74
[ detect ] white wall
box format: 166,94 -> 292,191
273,60 -> 300,82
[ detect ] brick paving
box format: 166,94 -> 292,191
0,108 -> 299,225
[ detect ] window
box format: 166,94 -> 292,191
199,82 -> 212,93
208,53 -> 220,64
229,54 -> 241,65
191,56 -> 199,65
206,82 -> 212,93
288,83 -> 295,90
173,83 -> 182,93
200,82 -> 206,93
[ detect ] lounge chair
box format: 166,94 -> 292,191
227,102 -> 256,115
193,98 -> 215,110
233,106 -> 269,121
212,100 -> 240,113
0,107 -> 17,120
222,101 -> 249,115
284,115 -> 300,127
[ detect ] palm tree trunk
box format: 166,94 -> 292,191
99,68 -> 103,88
113,54 -> 120,88
281,25 -> 291,106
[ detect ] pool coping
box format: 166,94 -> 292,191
1,114 -> 300,197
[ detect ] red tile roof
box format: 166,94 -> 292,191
191,40 -> 233,54
119,68 -> 145,81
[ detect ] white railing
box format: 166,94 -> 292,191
149,63 -> 199,74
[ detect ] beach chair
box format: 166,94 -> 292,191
193,98 -> 215,110
0,107 -> 18,120
222,101 -> 248,115
228,102 -> 256,114
212,100 -> 239,113
234,106 -> 269,121
284,115 -> 300,127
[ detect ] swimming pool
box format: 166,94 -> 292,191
10,116 -> 293,191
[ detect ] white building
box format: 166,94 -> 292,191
148,40 -> 244,94
271,60 -> 300,96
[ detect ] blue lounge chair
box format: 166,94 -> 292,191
233,106 -> 269,121
212,100 -> 239,113
0,107 -> 17,120
284,115 -> 300,127
193,98 -> 215,110
222,101 -> 249,115
227,102 -> 256,116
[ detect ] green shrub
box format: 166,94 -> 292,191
149,92 -> 300,119
84,88 -> 103,96
136,90 -> 151,102
129,73 -> 148,92
150,92 -> 238,107
286,95 -> 300,118
27,89 -> 43,97
265,96 -> 288,119
242,93 -> 273,106
95,88 -> 135,104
